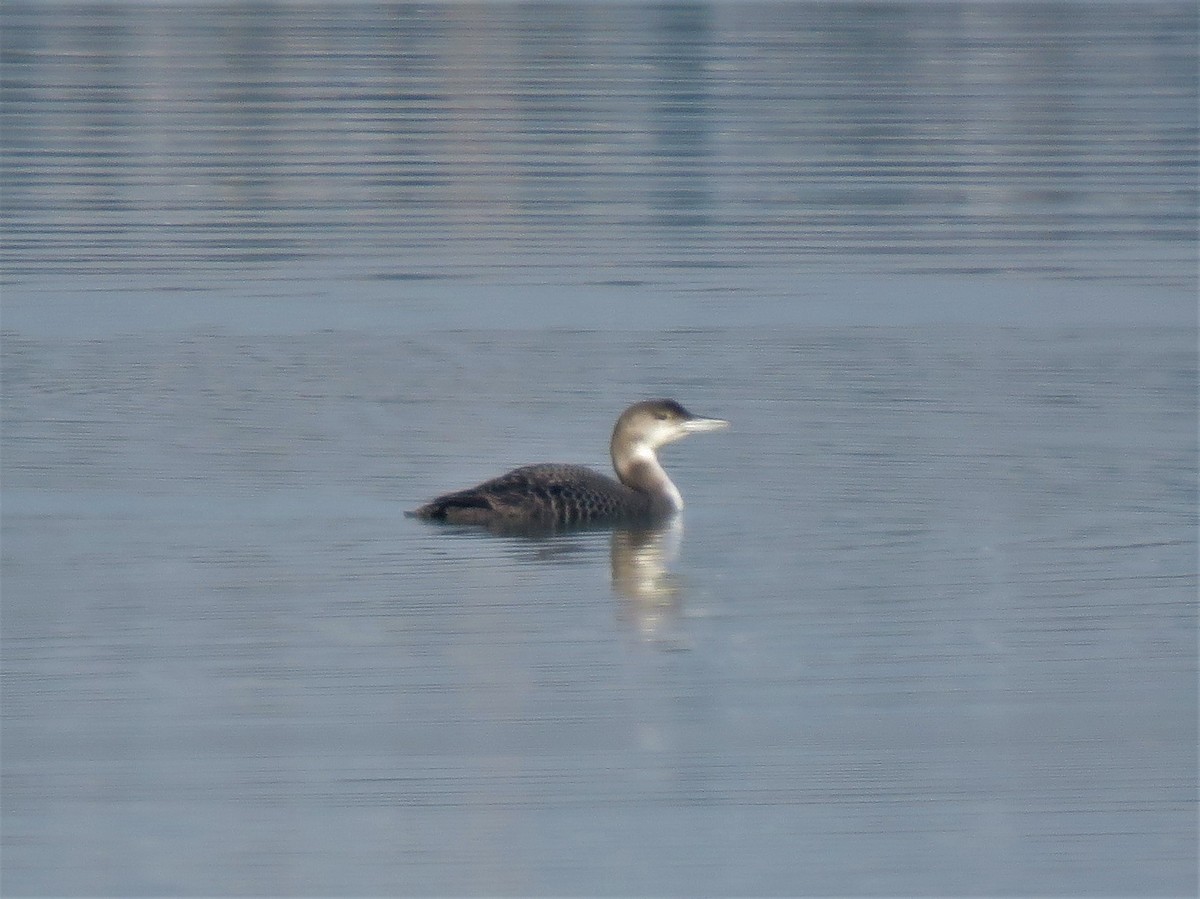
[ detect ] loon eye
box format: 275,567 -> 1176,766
654,411 -> 669,421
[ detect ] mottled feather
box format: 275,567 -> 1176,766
409,464 -> 651,527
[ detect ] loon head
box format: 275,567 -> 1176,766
610,399 -> 728,509
613,399 -> 729,452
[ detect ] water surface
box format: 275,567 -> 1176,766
2,2 -> 1196,895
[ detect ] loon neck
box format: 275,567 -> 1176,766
612,443 -> 684,513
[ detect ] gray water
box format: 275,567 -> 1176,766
2,2 -> 1197,896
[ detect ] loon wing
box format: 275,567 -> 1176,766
409,464 -> 637,526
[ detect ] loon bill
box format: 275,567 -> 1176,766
408,399 -> 729,528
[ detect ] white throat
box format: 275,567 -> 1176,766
622,443 -> 684,512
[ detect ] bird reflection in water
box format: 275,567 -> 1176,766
416,513 -> 694,645
610,518 -> 689,646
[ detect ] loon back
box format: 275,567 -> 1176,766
409,464 -> 651,527
409,399 -> 728,529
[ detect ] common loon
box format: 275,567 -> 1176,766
409,399 -> 728,528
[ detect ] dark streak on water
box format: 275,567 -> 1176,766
1,2 -> 1197,896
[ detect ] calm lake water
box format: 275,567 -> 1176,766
2,1 -> 1197,895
